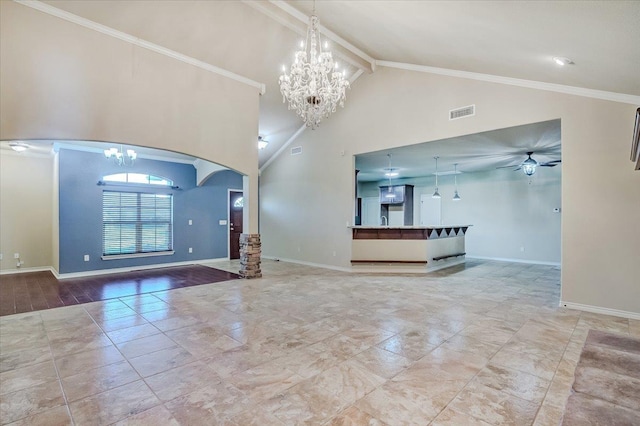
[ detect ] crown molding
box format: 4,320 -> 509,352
13,0 -> 266,95
376,61 -> 640,105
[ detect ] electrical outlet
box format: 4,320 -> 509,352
188,219 -> 193,225
188,247 -> 193,253
14,253 -> 20,259
84,255 -> 90,262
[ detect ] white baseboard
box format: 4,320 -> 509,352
466,255 -> 561,267
262,256 -> 352,273
560,301 -> 640,321
55,258 -> 228,279
0,266 -> 56,276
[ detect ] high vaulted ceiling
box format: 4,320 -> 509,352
36,1 -> 640,168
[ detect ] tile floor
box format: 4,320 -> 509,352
1,259 -> 638,425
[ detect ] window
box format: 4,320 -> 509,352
102,191 -> 173,258
233,197 -> 244,208
102,173 -> 173,186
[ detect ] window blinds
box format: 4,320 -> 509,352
102,191 -> 173,256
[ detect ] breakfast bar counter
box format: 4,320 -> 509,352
350,225 -> 472,269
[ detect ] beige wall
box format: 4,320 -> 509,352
0,153 -> 54,271
261,66 -> 640,315
0,1 -> 261,232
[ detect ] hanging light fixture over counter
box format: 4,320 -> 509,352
279,5 -> 350,129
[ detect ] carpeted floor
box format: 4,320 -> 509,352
562,329 -> 640,425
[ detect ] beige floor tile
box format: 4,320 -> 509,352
150,314 -> 201,332
68,380 -> 160,425
48,331 -> 113,358
439,334 -> 502,359
116,333 -> 177,359
88,306 -> 138,323
0,330 -> 49,355
4,405 -> 72,426
355,385 -> 439,425
0,360 -> 58,395
328,406 -> 388,426
227,362 -> 304,404
54,345 -> 124,378
431,406 -> 493,426
106,323 -> 161,344
164,381 -> 249,422
491,347 -> 561,381
532,401 -> 565,426
459,323 -> 516,346
473,363 -> 551,404
144,361 -> 221,402
166,324 -> 243,358
128,345 -> 196,377
228,406 -> 286,425
95,314 -> 149,332
448,381 -> 539,425
0,346 -> 52,374
349,346 -> 412,379
0,380 -> 65,425
111,405 -> 180,426
61,360 -> 140,402
203,345 -> 270,378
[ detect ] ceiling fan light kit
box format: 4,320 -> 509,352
278,6 -> 349,129
453,163 -> 461,200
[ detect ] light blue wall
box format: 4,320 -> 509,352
58,149 -> 242,273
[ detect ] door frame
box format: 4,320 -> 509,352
228,188 -> 243,259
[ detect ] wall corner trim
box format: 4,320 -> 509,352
13,0 -> 266,94
560,301 -> 640,321
56,258 -> 228,279
0,266 -> 56,276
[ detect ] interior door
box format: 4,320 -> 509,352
229,191 -> 243,259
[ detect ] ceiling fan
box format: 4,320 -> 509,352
498,151 -> 561,176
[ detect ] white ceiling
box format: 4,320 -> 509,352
356,119 -> 561,182
31,1 -> 640,168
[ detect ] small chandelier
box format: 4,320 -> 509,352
104,145 -> 136,166
432,156 -> 441,199
279,6 -> 350,129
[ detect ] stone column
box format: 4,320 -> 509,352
239,234 -> 261,278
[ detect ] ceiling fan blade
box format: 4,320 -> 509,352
496,164 -> 521,169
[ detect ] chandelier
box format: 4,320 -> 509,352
279,9 -> 349,129
104,145 -> 137,166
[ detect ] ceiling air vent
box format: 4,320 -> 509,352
291,146 -> 302,155
449,105 -> 475,121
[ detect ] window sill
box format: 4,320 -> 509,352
101,251 -> 175,261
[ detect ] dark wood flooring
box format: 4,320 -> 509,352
0,265 -> 239,317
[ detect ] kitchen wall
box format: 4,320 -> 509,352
58,149 -> 242,273
261,66 -> 639,316
0,152 -> 54,272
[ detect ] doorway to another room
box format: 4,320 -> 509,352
229,190 -> 244,259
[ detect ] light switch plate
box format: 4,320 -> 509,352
188,219 -> 193,225
188,247 -> 193,253
219,220 -> 227,225
84,255 -> 90,261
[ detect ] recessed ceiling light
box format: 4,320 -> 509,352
552,56 -> 574,66
9,141 -> 30,152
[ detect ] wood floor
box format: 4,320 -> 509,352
0,265 -> 239,317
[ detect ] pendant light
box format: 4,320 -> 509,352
452,163 -> 461,201
432,156 -> 441,199
385,154 -> 395,198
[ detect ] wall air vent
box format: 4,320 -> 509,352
449,105 -> 475,120
291,146 -> 302,155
